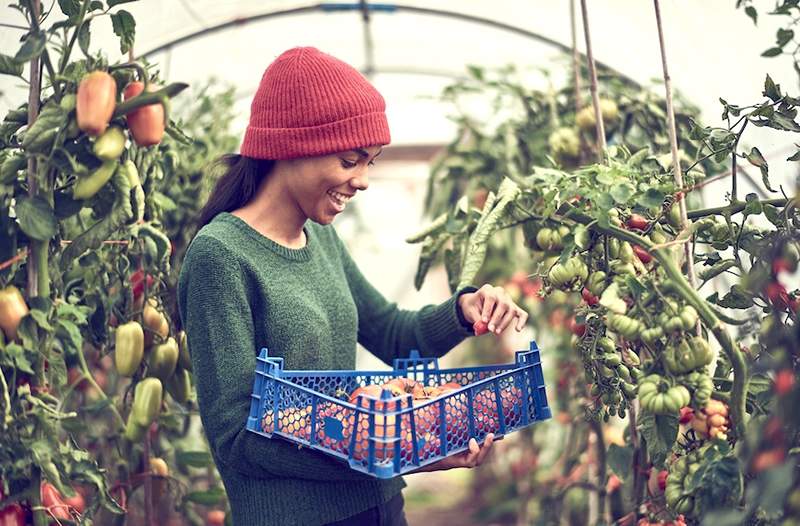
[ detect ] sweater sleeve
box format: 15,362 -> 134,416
178,235 -> 372,482
329,228 -> 476,364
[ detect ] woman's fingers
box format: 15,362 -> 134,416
496,308 -> 519,334
475,434 -> 495,465
515,309 -> 529,331
478,286 -> 497,324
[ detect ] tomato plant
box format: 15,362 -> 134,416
410,50 -> 800,526
0,2 -> 236,524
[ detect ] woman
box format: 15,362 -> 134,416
177,47 -> 529,526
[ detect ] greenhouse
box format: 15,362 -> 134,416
0,1 -> 799,525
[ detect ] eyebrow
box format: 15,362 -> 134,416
351,148 -> 383,159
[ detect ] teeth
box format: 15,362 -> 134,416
328,191 -> 351,205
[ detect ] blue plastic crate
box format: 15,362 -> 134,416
246,340 -> 551,478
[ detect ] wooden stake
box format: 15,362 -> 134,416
579,0 -> 606,161
570,0 -> 582,112
653,0 -> 698,289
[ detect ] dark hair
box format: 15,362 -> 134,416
198,154 -> 275,228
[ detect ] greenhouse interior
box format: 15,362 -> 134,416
1,1 -> 800,525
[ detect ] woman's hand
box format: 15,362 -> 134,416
459,284 -> 529,335
409,434 -> 498,474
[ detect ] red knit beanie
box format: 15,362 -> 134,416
240,47 -> 391,160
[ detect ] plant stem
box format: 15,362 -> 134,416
58,0 -> 90,72
589,418 -> 607,523
112,82 -> 189,118
653,0 -> 698,292
579,0 -> 606,158
687,198 -> 788,219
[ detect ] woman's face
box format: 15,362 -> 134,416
285,145 -> 383,224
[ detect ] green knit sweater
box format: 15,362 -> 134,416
177,212 -> 476,526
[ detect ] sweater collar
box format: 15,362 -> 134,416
217,212 -> 313,261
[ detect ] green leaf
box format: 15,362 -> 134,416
596,192 -> 614,210
745,5 -> 757,24
606,444 -> 634,481
777,28 -> 795,47
609,182 -> 634,203
765,75 -> 781,102
691,455 -> 743,512
78,21 -> 91,56
176,450 -> 213,468
14,31 -> 47,63
764,112 -> 800,132
15,195 -> 57,241
743,193 -> 763,217
56,319 -> 83,356
58,0 -> 80,16
717,285 -> 754,309
0,54 -> 23,77
787,149 -> 800,161
745,147 -> 775,192
762,47 -> 783,57
5,342 -> 35,374
185,487 -> 226,506
698,259 -> 737,281
110,10 -> 136,54
636,188 -> 665,210
624,276 -> 647,299
764,204 -> 783,226
638,413 -> 678,468
29,308 -> 53,331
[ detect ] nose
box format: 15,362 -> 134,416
350,171 -> 369,192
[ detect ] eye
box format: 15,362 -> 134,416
340,159 -> 357,169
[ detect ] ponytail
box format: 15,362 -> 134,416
197,154 -> 274,228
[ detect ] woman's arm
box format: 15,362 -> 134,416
329,228 -> 476,364
178,235 -> 371,482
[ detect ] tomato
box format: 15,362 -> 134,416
473,320 -> 489,336
633,245 -> 653,264
678,406 -> 694,424
132,378 -> 163,427
0,285 -> 29,342
41,482 -> 70,520
92,126 -> 126,160
147,337 -> 179,380
149,457 -> 169,477
123,82 -> 165,147
0,502 -> 25,526
76,71 -> 117,136
774,369 -> 795,395
62,487 -> 85,515
73,159 -> 117,200
766,282 -> 791,310
131,269 -> 155,301
143,299 -> 170,347
581,287 -> 599,306
751,448 -> 786,473
207,510 -> 226,526
627,213 -> 649,230
115,321 -> 145,377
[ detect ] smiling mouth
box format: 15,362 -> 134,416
327,190 -> 353,210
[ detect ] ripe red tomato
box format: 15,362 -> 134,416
627,213 -> 649,231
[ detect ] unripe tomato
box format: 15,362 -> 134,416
149,457 -> 169,477
124,82 -> 165,147
76,71 -> 117,136
0,285 -> 29,341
